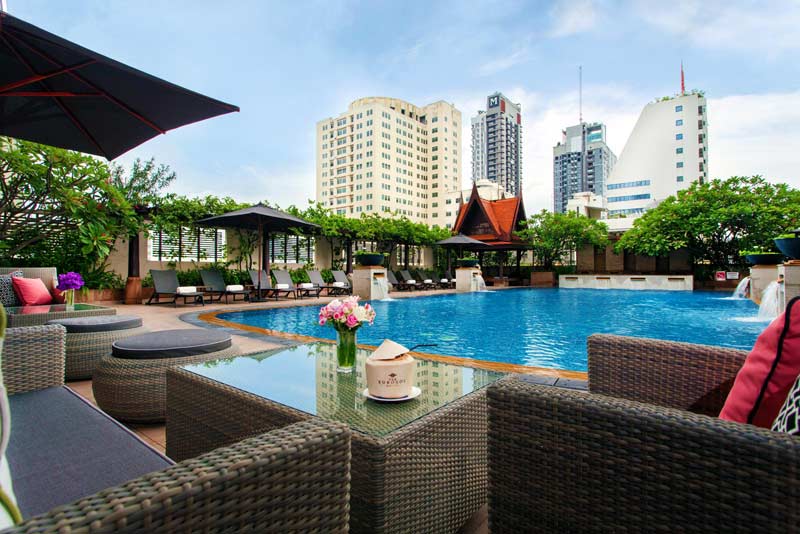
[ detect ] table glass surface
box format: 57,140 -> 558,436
182,342 -> 504,437
4,303 -> 109,315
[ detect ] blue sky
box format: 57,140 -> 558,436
10,0 -> 800,212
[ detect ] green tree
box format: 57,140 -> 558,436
615,176 -> 800,271
0,137 -> 137,283
516,210 -> 609,270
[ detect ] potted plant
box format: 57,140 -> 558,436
774,230 -> 800,260
741,248 -> 784,265
355,251 -> 386,266
457,258 -> 480,268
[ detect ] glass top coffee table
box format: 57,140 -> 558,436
5,303 -> 115,327
167,342 -> 505,534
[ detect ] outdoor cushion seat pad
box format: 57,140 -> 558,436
112,329 -> 232,359
47,315 -> 142,333
7,387 -> 172,518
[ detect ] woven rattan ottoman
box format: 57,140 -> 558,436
93,329 -> 239,423
47,315 -> 148,381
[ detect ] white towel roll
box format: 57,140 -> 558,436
176,286 -> 196,294
423,279 -> 433,284
225,284 -> 244,291
275,283 -> 290,289
299,283 -> 314,289
332,281 -> 346,287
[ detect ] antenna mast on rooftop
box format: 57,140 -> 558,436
0,0 -> 7,12
681,61 -> 685,95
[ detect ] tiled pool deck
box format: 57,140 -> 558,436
67,288 -> 588,534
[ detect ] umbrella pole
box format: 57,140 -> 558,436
253,221 -> 265,302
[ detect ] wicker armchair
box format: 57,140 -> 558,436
487,334 -> 800,532
2,325 -> 351,533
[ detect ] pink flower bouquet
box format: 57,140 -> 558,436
318,296 -> 376,372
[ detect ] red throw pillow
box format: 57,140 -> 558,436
11,277 -> 53,306
50,287 -> 65,304
720,296 -> 800,427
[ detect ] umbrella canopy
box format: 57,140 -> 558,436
436,234 -> 488,249
196,203 -> 319,234
0,12 -> 239,159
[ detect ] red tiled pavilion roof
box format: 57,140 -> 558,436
452,183 -> 527,247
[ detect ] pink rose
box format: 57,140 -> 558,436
346,314 -> 359,328
319,318 -> 327,326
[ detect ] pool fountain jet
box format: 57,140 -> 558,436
758,280 -> 784,321
371,274 -> 392,301
732,276 -> 751,299
471,272 -> 488,292
351,266 -> 388,301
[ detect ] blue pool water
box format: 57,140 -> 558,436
218,289 -> 767,371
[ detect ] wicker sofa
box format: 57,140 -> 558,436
1,324 -> 351,533
487,334 -> 800,532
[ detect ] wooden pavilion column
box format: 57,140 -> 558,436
516,250 -> 522,276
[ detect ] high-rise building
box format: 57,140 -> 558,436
316,97 -> 461,224
470,92 -> 522,197
552,122 -> 616,213
604,90 -> 708,230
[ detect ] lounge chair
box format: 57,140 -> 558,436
248,270 -> 292,300
487,334 -> 796,532
423,269 -> 446,289
200,269 -> 250,304
443,270 -> 457,289
331,271 -> 353,295
386,270 -> 408,291
2,324 -> 351,532
401,270 -> 432,290
146,269 -> 204,307
273,270 -> 320,299
308,270 -> 339,296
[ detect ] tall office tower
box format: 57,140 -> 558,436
552,122 -> 616,213
316,97 -> 462,224
470,92 -> 522,197
604,89 -> 708,230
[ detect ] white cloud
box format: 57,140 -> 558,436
707,91 -> 800,185
477,46 -> 530,76
635,1 -> 800,56
548,0 -> 598,38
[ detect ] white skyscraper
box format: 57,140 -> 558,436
604,90 -> 708,231
316,97 -> 462,225
553,122 -> 616,213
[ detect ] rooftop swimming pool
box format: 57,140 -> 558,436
217,289 -> 766,372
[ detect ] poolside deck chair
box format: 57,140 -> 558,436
443,270 -> 456,289
274,270 -> 319,299
423,269 -> 446,289
331,271 -> 353,295
200,269 -> 250,304
308,270 -> 339,296
248,269 -> 292,300
401,270 -> 430,290
146,269 -> 204,307
390,270 -> 413,291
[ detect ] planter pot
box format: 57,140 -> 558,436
457,259 -> 480,268
775,237 -> 800,260
124,276 -> 142,305
745,253 -> 784,265
355,253 -> 385,266
530,271 -> 556,287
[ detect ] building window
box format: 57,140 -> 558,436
607,180 -> 650,190
676,147 -> 683,154
676,133 -> 684,140
608,194 -> 651,203
676,176 -> 684,182
675,105 -> 683,112
148,227 -> 226,262
675,119 -> 683,126
676,162 -> 684,168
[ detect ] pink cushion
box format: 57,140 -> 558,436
11,277 -> 53,306
720,297 -> 800,428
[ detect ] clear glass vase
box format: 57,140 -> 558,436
336,328 -> 357,373
64,289 -> 75,310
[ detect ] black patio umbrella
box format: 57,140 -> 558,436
196,203 -> 319,302
0,11 -> 239,159
436,234 -> 488,273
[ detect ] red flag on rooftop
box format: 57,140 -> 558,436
681,61 -> 685,95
